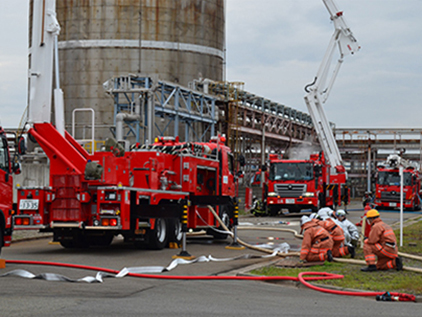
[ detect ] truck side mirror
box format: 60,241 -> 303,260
12,162 -> 21,175
314,165 -> 322,177
238,155 -> 246,167
17,136 -> 26,155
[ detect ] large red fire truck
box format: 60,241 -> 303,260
254,0 -> 358,216
0,127 -> 21,254
264,152 -> 348,215
373,154 -> 421,211
14,0 -> 243,249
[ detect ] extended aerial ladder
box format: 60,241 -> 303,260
28,0 -> 91,178
304,0 -> 360,183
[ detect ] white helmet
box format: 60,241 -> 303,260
317,207 -> 332,220
300,215 -> 312,227
309,213 -> 317,220
336,209 -> 347,217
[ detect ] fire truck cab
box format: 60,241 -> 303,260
0,127 -> 21,254
265,152 -> 345,215
374,155 -> 421,211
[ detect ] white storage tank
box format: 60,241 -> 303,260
55,0 -> 225,140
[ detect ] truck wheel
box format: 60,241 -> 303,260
59,240 -> 75,248
167,218 -> 182,246
58,234 -> 89,249
209,206 -> 231,240
147,218 -> 168,250
0,229 -> 3,255
88,234 -> 114,247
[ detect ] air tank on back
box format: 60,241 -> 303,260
55,0 -> 225,141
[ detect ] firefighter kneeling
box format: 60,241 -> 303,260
361,209 -> 403,272
300,216 -> 333,263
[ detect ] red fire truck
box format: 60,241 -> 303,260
16,129 -> 242,249
249,0 -> 358,217
0,127 -> 21,254
263,152 -> 348,215
374,154 -> 421,211
14,0 -> 243,250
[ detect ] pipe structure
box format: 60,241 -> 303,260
116,113 -> 142,142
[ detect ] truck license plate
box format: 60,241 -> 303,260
19,199 -> 39,210
285,199 -> 295,204
389,202 -> 397,207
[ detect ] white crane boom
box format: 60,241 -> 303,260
28,0 -> 65,136
304,0 -> 360,174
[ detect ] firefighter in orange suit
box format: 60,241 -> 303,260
316,209 -> 354,258
300,216 -> 333,263
361,209 -> 403,272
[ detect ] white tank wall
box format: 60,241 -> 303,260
56,0 -> 225,140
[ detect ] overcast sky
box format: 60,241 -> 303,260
1,0 -> 421,129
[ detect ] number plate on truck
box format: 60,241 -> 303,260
19,199 -> 39,210
285,199 -> 295,204
389,202 -> 397,207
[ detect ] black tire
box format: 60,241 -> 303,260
147,218 -> 168,250
0,228 -> 3,256
209,206 -> 231,240
59,239 -> 76,249
167,218 -> 182,245
58,233 -> 89,249
268,206 -> 279,216
88,233 -> 114,247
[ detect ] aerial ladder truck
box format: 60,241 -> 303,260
263,0 -> 360,215
14,0 -> 243,251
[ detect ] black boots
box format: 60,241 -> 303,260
396,257 -> 403,271
326,250 -> 333,262
348,245 -> 355,258
361,265 -> 377,272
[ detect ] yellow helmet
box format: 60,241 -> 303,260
366,209 -> 380,218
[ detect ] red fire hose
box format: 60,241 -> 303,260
4,259 -> 416,301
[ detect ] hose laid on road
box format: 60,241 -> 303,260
207,206 -> 300,257
3,259 -> 335,282
3,259 -> 416,301
297,272 -> 415,301
237,226 -> 303,239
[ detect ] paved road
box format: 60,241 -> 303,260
1,201 -> 421,316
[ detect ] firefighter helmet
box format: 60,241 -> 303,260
336,209 -> 347,217
317,207 -> 332,220
300,215 -> 311,227
366,209 -> 380,218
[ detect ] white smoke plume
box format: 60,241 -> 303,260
285,136 -> 321,160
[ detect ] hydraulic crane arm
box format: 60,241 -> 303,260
27,0 -> 91,176
304,0 -> 360,175
28,0 -> 65,135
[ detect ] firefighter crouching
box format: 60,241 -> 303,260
334,209 -> 360,247
315,208 -> 355,258
300,216 -> 333,263
361,209 -> 403,272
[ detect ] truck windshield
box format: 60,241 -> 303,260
269,162 -> 313,181
377,171 -> 412,186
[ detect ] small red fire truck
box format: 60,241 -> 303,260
374,154 -> 421,211
263,152 -> 348,215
